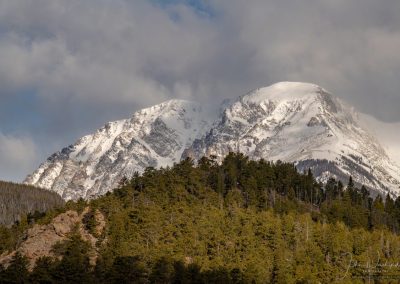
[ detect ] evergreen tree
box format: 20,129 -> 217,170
29,256 -> 55,284
0,252 -> 29,284
4,153 -> 400,283
51,234 -> 93,283
149,257 -> 174,284
108,256 -> 149,284
347,176 -> 354,189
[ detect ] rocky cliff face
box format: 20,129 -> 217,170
25,82 -> 400,200
0,208 -> 105,269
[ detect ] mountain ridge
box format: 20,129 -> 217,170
24,82 -> 400,200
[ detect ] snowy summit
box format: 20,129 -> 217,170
25,82 -> 400,200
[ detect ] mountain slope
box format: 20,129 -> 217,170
0,180 -> 64,226
358,113 -> 400,167
25,100 -> 210,200
185,82 -> 400,197
7,157 -> 400,282
25,82 -> 400,200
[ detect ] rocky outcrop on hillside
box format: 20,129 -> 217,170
0,208 -> 105,269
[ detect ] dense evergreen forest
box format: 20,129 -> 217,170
0,181 -> 64,226
2,153 -> 400,283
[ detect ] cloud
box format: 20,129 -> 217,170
0,0 -> 400,181
1,1 -> 399,117
210,0 -> 400,120
359,114 -> 400,167
0,132 -> 37,182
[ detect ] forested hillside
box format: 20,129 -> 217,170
0,181 -> 64,226
2,153 -> 400,283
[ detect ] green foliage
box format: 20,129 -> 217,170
0,226 -> 14,253
0,217 -> 29,255
82,209 -> 99,237
0,252 -> 29,283
0,180 -> 65,255
150,257 -> 175,284
51,234 -> 93,283
29,256 -> 55,284
107,256 -> 149,284
3,153 -> 400,282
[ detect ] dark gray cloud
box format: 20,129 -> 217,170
0,0 -> 399,181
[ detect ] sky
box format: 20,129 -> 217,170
0,0 -> 400,182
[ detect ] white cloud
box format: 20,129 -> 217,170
0,0 -> 219,108
1,0 -> 399,117
359,114 -> 400,167
0,132 -> 37,182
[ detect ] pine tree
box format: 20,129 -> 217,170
0,252 -> 29,284
347,176 -> 354,189
108,256 -> 149,284
51,234 -> 93,283
29,256 -> 55,284
150,257 -> 174,284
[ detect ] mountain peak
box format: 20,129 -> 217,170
133,99 -> 199,118
243,81 -> 323,104
25,82 -> 400,200
156,98 -> 197,108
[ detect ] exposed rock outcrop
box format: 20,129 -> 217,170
0,207 -> 106,269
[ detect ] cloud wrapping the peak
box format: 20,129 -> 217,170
0,0 -> 400,181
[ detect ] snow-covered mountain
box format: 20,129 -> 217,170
25,82 -> 400,200
358,114 -> 400,167
25,100 -> 211,200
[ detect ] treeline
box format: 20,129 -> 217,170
124,152 -> 400,233
0,180 -> 64,226
0,234 -> 253,284
2,153 -> 400,282
3,210 -> 400,282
